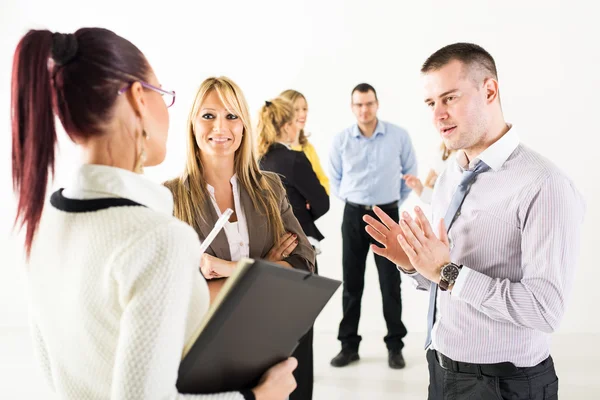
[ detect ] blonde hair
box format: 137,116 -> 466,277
166,76 -> 285,245
279,89 -> 309,146
440,142 -> 455,161
257,97 -> 295,158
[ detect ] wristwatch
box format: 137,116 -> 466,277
439,262 -> 462,291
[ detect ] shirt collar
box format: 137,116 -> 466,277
351,120 -> 385,138
207,174 -> 238,195
456,124 -> 519,171
67,164 -> 174,214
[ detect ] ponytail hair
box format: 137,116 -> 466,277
11,28 -> 150,258
12,30 -> 57,258
256,97 -> 294,158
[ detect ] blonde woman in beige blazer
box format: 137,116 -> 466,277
164,76 -> 315,303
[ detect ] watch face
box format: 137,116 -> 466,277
441,264 -> 460,282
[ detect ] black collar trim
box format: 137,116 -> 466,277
50,189 -> 146,213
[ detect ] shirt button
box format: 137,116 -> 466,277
239,242 -> 244,246
449,237 -> 454,250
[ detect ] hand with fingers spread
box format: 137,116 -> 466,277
265,232 -> 298,262
397,206 -> 451,283
362,206 -> 415,272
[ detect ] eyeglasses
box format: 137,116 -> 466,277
118,81 -> 176,108
352,101 -> 377,108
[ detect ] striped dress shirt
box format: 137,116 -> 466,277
407,126 -> 585,367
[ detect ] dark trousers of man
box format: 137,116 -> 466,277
290,259 -> 318,400
338,203 -> 407,352
426,350 -> 559,400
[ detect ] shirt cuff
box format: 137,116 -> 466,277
396,265 -> 418,275
450,266 -> 471,297
397,268 -> 430,291
451,266 -> 493,309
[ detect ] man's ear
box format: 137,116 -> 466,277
483,78 -> 499,104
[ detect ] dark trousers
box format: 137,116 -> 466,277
289,259 -> 317,400
290,328 -> 313,400
337,204 -> 407,352
426,350 -> 559,400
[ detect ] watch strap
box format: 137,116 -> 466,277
439,278 -> 450,291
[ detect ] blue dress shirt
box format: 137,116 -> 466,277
328,120 -> 417,205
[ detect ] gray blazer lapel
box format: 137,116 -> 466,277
239,184 -> 269,257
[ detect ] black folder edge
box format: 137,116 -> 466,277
177,257 -> 341,389
180,257 -> 256,362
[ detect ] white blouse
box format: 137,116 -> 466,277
207,175 -> 250,261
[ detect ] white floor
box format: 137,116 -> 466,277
1,327 -> 599,399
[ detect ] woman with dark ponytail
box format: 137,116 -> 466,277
11,28 -> 296,400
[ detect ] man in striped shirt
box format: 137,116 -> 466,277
364,43 -> 584,399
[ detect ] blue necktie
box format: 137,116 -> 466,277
424,160 -> 489,349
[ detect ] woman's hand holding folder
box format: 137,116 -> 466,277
252,357 -> 298,400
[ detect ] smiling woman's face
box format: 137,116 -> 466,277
193,90 -> 244,159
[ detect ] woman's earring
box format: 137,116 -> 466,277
135,130 -> 150,174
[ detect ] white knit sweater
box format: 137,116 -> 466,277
25,164 -> 245,400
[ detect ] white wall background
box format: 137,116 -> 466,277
1,0 -> 598,341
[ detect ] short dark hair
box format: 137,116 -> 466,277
421,43 -> 498,81
351,83 -> 378,101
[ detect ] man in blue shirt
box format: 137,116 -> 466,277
328,83 -> 417,369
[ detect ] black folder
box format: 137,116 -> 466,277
176,258 -> 341,394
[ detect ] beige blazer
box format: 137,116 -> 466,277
164,173 -> 316,301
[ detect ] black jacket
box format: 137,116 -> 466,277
260,143 -> 329,241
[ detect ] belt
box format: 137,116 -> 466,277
435,351 -> 520,377
346,200 -> 398,211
